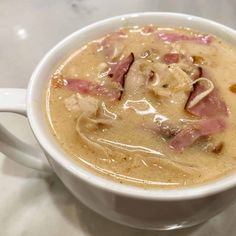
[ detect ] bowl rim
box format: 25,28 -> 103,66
27,12 -> 236,201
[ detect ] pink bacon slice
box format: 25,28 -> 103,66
185,82 -> 228,118
109,53 -> 134,86
169,117 -> 226,151
143,121 -> 180,139
157,32 -> 213,45
60,53 -> 134,101
65,79 -> 120,101
162,53 -> 180,64
171,70 -> 228,151
98,31 -> 127,59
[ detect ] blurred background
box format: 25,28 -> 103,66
0,0 -> 236,235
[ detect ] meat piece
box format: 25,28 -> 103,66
109,53 -> 134,85
162,53 -> 180,64
143,122 -> 180,139
178,73 -> 229,150
98,31 -> 127,60
186,82 -> 228,118
65,79 -> 120,101
157,32 -> 212,45
64,93 -> 99,116
108,53 -> 134,99
198,117 -> 226,135
169,117 -> 226,151
169,127 -> 202,151
57,53 -> 134,101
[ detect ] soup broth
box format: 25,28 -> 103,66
45,25 -> 236,188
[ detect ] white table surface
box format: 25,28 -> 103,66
1,0 -> 236,235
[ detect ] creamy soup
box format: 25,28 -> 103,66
45,25 -> 236,188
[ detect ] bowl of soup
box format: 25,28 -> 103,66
4,12 -> 236,230
46,19 -> 235,190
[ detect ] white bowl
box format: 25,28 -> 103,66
2,12 -> 236,230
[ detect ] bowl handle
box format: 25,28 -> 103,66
0,88 -> 51,172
